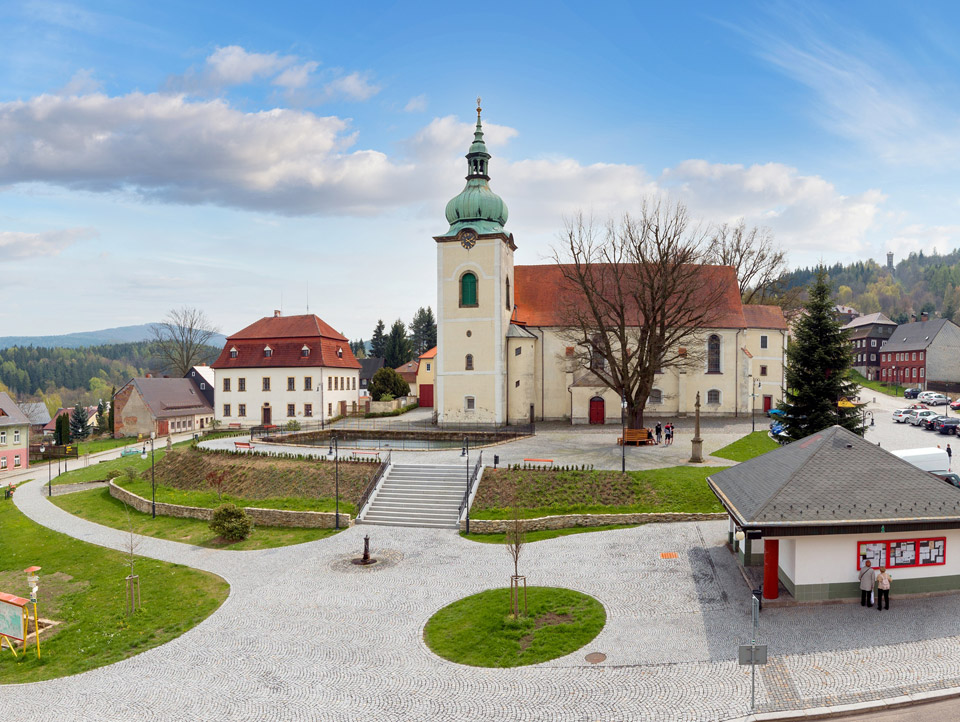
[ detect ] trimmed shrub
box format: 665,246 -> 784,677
209,503 -> 253,541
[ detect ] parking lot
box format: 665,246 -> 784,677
861,389 -> 958,462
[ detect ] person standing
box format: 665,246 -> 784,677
876,567 -> 892,611
655,422 -> 662,445
859,560 -> 877,607
665,423 -> 673,446
948,444 -> 953,468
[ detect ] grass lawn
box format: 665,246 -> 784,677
50,449 -> 170,485
0,495 -> 228,683
470,466 -> 726,520
712,431 -> 779,462
52,487 -> 343,550
851,370 -> 902,399
461,524 -> 640,544
78,437 -> 140,455
115,478 -> 354,515
424,586 -> 605,667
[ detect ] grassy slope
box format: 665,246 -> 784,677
470,466 -> 726,520
423,587 -> 605,667
712,431 -> 779,462
52,487 -> 341,550
461,524 -> 640,544
0,495 -> 229,683
850,370 -> 901,398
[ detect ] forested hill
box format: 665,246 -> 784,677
782,249 -> 960,324
0,324 -> 227,350
0,342 -> 220,406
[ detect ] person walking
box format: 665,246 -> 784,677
876,567 -> 892,611
948,444 -> 953,468
859,560 -> 877,607
665,423 -> 673,446
655,422 -> 662,445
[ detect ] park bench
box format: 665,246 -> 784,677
228,423 -> 242,429
234,441 -> 255,450
523,458 -> 554,466
618,429 -> 655,446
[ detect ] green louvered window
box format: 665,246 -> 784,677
460,272 -> 478,307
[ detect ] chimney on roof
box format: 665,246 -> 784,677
274,310 -> 281,318
921,311 -> 929,322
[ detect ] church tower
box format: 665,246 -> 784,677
434,100 -> 515,424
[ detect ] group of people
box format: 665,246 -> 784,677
653,422 -> 675,446
858,560 -> 893,611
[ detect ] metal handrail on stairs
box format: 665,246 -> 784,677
357,450 -> 392,518
458,450 -> 483,532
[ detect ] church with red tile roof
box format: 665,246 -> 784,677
434,103 -> 787,425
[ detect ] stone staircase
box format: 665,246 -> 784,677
359,463 -> 468,529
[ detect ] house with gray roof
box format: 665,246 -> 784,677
709,425 -> 960,602
0,392 -> 31,475
18,402 -> 52,432
842,312 -> 897,381
113,377 -> 214,438
878,318 -> 960,391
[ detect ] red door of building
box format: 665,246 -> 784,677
589,396 -> 605,424
763,395 -> 773,413
419,384 -> 434,407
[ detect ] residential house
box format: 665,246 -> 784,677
878,318 -> 960,391
186,365 -> 215,407
113,377 -> 214,438
0,393 -> 30,473
842,312 -> 898,381
212,312 -> 361,426
42,406 -> 99,437
834,305 -> 860,325
417,346 -> 437,407
359,358 -> 385,397
433,104 -> 789,424
395,360 -> 419,397
19,402 -> 52,436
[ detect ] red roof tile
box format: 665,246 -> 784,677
395,361 -> 419,383
742,304 -> 787,330
419,346 -> 437,360
513,264 -> 746,328
212,314 -> 360,370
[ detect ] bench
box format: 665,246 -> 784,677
523,458 -> 554,466
120,448 -> 141,457
618,429 -> 655,446
228,423 -> 242,429
234,441 -> 255,450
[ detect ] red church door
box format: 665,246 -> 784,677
419,384 -> 434,407
763,395 -> 773,413
589,397 -> 605,424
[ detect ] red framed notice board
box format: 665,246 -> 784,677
0,592 -> 27,643
857,537 -> 946,570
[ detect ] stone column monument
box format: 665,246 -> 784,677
689,391 -> 704,463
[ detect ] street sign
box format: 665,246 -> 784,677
738,644 -> 768,665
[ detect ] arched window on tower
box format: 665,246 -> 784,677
707,334 -> 721,374
505,277 -> 511,311
465,354 -> 474,371
460,272 -> 478,307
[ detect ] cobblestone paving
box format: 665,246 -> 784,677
8,477 -> 960,721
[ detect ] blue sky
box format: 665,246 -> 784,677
3,1 -> 960,338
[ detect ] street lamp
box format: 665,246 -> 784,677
140,431 -> 156,518
40,444 -> 51,498
621,395 -> 627,473
328,435 -> 340,529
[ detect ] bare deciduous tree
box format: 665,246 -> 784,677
708,219 -> 788,305
505,479 -> 527,618
553,200 -> 727,429
151,307 -> 220,376
123,504 -> 142,614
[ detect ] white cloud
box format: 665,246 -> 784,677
273,61 -> 319,90
322,71 -> 379,102
202,45 -> 296,87
57,68 -> 101,96
889,224 -> 960,257
404,94 -> 428,113
0,227 -> 96,260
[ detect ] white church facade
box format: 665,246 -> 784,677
434,103 -> 787,425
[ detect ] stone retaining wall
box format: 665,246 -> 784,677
461,511 -> 726,533
108,481 -> 351,528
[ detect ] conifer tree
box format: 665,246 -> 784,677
56,413 -> 70,445
782,266 -> 864,439
70,404 -> 90,440
108,387 -> 116,436
370,320 -> 387,359
384,319 -> 413,369
409,307 -> 437,355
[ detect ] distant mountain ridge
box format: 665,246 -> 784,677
0,324 -> 227,350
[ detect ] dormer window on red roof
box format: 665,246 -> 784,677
337,346 -> 343,358
264,346 -> 273,358
301,345 -> 310,357
229,347 -> 238,358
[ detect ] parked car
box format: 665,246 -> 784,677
924,415 -> 947,430
904,387 -> 921,399
767,408 -> 785,419
934,472 -> 960,488
950,399 -> 960,411
931,416 -> 952,431
907,402 -> 930,410
939,418 -> 960,435
926,393 -> 951,406
892,409 -> 913,423
911,410 -> 939,426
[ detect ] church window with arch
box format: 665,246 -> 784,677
707,389 -> 721,404
707,334 -> 721,374
460,272 -> 478,307
465,354 -> 474,371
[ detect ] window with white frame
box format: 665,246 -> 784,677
707,389 -> 721,404
13,455 -> 20,468
13,430 -> 19,443
465,396 -> 476,411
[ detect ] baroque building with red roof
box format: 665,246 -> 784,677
435,103 -> 788,425
211,311 -> 360,427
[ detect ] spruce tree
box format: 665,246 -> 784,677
409,307 -> 437,355
70,404 -> 90,440
56,413 -> 70,445
108,387 -> 115,436
370,320 -> 387,359
384,319 -> 413,369
782,266 -> 864,439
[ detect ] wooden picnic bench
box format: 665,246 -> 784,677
523,458 -> 554,466
618,429 -> 655,446
234,441 -> 255,450
228,423 -> 242,429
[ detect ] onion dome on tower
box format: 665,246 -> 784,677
438,98 -> 510,237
